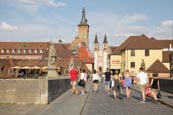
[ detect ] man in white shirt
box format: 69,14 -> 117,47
137,67 -> 148,103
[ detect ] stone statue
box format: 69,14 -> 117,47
48,41 -> 57,68
141,59 -> 146,70
47,41 -> 58,77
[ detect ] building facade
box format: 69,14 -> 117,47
0,8 -> 93,78
69,8 -> 89,50
110,34 -> 172,77
93,34 -> 109,73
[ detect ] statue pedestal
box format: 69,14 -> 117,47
47,69 -> 58,78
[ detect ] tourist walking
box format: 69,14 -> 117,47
92,70 -> 99,93
137,67 -> 148,103
112,72 -> 123,100
80,69 -> 87,95
69,67 -> 78,95
104,68 -> 112,94
123,69 -> 132,99
149,72 -> 160,103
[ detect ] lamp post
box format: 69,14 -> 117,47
73,49 -> 78,69
163,43 -> 173,78
169,44 -> 173,77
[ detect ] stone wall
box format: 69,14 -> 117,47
0,77 -> 70,104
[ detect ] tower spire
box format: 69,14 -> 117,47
94,34 -> 99,44
78,8 -> 88,26
103,33 -> 108,43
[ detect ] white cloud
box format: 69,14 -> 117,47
161,20 -> 173,27
0,22 -> 18,31
120,14 -> 148,25
18,0 -> 67,8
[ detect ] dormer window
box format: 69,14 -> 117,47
29,49 -> 32,53
6,49 -> 9,53
34,49 -> 38,53
23,49 -> 27,53
18,49 -> 21,53
1,49 -> 4,53
12,49 -> 16,53
40,49 -> 43,53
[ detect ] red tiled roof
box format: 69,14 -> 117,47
78,46 -> 93,63
124,34 -> 161,49
147,59 -> 169,73
0,42 -> 50,50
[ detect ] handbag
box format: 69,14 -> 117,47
78,79 -> 84,86
111,80 -> 115,88
157,90 -> 161,98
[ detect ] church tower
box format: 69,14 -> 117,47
93,33 -> 109,72
93,34 -> 99,71
70,8 -> 89,50
77,8 -> 89,47
102,34 -> 109,72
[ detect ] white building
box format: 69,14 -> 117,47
93,34 -> 109,73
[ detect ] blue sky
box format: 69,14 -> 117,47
0,0 -> 173,49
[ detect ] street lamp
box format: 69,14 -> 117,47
163,43 -> 173,78
72,49 -> 78,69
169,44 -> 173,77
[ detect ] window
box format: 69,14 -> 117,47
6,49 -> 9,53
12,49 -> 16,53
145,49 -> 149,56
29,49 -> 32,53
34,49 -> 38,53
99,51 -> 102,56
23,49 -> 27,53
18,49 -> 21,53
131,62 -> 135,68
1,49 -> 4,53
131,50 -> 135,56
40,49 -> 43,53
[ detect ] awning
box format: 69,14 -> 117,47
22,66 -> 31,69
12,66 -> 21,69
31,66 -> 40,69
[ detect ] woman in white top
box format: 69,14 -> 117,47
80,69 -> 87,95
92,70 -> 99,93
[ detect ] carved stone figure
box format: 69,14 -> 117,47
47,41 -> 58,77
48,41 -> 57,68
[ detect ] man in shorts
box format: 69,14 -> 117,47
137,67 -> 148,103
104,68 -> 112,94
69,67 -> 78,95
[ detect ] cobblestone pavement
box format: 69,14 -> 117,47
82,82 -> 173,115
0,82 -> 172,115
